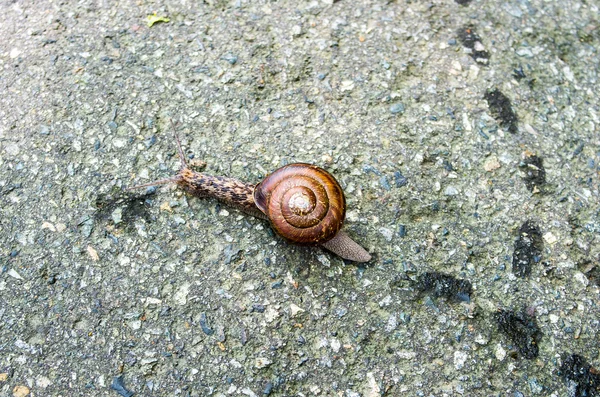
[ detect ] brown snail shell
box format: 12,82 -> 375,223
253,163 -> 345,245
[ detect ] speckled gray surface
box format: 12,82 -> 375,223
1,1 -> 599,396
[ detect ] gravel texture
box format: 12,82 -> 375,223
1,1 -> 599,396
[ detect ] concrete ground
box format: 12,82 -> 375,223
1,0 -> 599,396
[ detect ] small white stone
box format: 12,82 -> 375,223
145,297 -> 162,306
4,143 -> 20,156
366,372 -> 381,397
330,338 -> 341,353
468,64 -> 480,79
254,357 -> 272,369
127,320 -> 142,330
563,66 -> 574,82
543,232 -> 557,245
117,253 -> 130,266
112,137 -> 127,148
290,304 -> 305,317
291,25 -> 302,37
41,222 -> 56,232
379,227 -> 394,242
549,314 -> 559,324
264,306 -> 280,322
474,334 -> 488,345
573,272 -> 589,287
495,343 -> 506,361
340,80 -> 355,92
9,48 -> 21,58
385,314 -> 397,332
173,282 -> 190,305
241,388 -> 258,397
444,186 -> 459,196
8,269 -> 23,280
138,169 -> 149,179
484,156 -> 501,172
516,47 -> 534,57
317,254 -> 331,268
462,113 -> 472,131
378,295 -> 392,307
346,210 -> 359,222
396,351 -> 417,360
112,207 -> 123,224
218,209 -> 230,216
454,351 -> 468,369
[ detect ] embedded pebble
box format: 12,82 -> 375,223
379,227 -> 394,242
10,48 -> 22,59
173,283 -> 190,305
87,246 -> 100,261
110,376 -> 134,397
454,351 -> 468,369
366,372 -> 381,397
290,304 -> 305,317
219,209 -> 230,216
317,254 -> 331,267
329,338 -> 341,353
385,314 -> 398,332
12,385 -> 30,397
255,357 -> 272,369
41,221 -> 56,231
390,103 -> 405,114
221,53 -> 238,65
495,344 -> 507,361
484,156 -> 501,172
444,186 -> 459,195
5,144 -> 20,156
340,80 -> 355,92
241,388 -> 258,397
8,269 -> 23,280
112,207 -> 123,224
543,232 -> 557,245
172,216 -> 186,225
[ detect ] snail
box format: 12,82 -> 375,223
127,121 -> 371,262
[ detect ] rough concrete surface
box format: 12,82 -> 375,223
1,0 -> 599,396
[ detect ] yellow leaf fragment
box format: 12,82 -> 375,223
147,13 -> 170,27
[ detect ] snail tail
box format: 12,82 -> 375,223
320,230 -> 372,263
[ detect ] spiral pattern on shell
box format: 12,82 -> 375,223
253,163 -> 346,245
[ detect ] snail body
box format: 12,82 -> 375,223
128,124 -> 371,262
